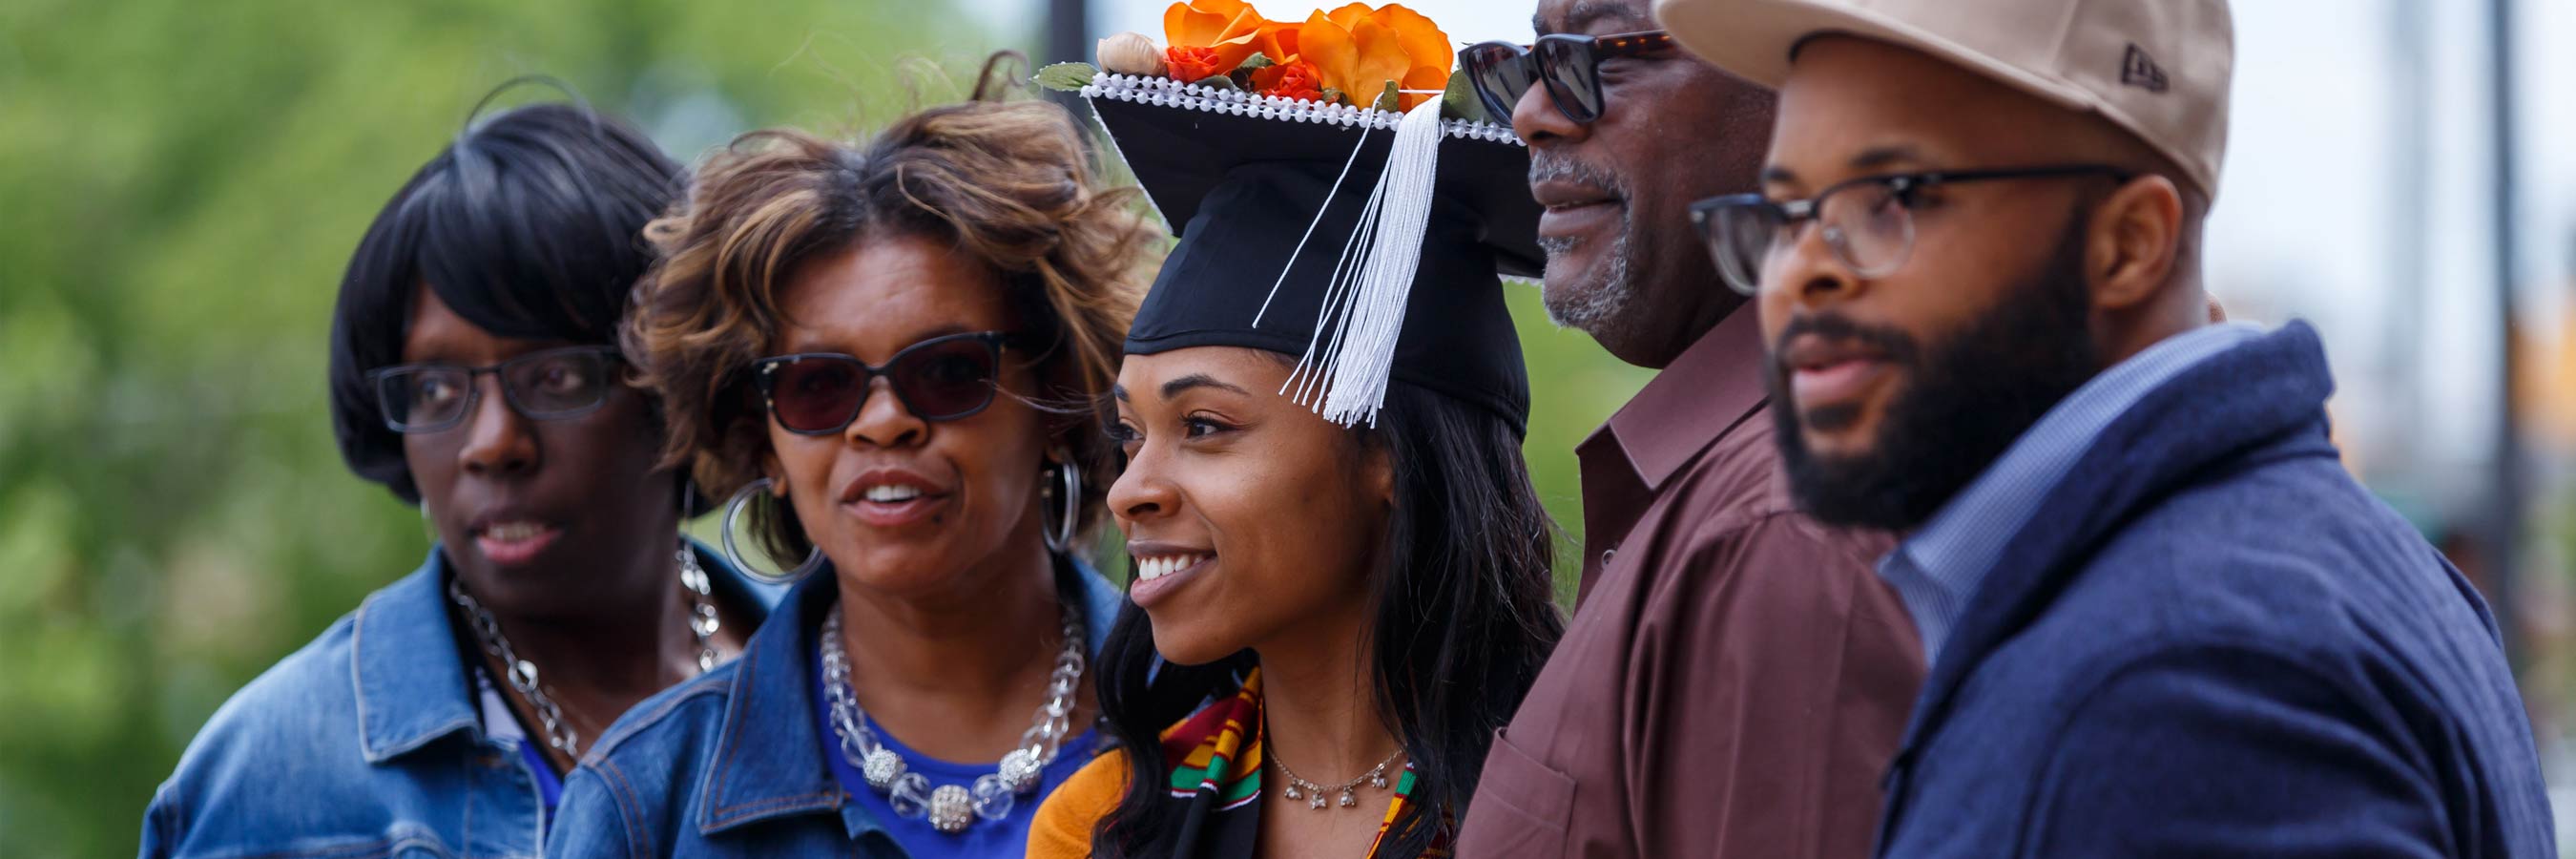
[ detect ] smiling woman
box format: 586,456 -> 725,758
140,94 -> 774,859
543,54 -> 1163,859
1028,14 -> 1564,855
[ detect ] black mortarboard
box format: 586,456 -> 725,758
1085,73 -> 1542,434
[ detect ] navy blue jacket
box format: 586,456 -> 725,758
1875,324 -> 2554,858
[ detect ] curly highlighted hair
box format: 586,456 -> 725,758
627,56 -> 1159,561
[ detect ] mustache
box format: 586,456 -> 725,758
1771,313 -> 1923,371
1765,312 -> 1922,436
1527,150 -> 1630,198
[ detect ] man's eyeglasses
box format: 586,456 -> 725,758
369,346 -> 625,433
1688,164 -> 2136,296
1459,31 -> 1674,126
751,331 -> 1023,436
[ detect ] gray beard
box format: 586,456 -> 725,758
1539,224 -> 1639,333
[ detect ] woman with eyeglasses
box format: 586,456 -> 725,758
141,97 -> 771,859
544,66 -> 1157,858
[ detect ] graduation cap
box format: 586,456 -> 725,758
1080,57 -> 1543,434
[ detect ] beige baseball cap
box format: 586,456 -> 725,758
1652,0 -> 2233,199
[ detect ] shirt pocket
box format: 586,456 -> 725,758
1461,727 -> 1576,858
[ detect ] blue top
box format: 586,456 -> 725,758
473,660 -> 574,815
548,556 -> 1123,859
140,542 -> 780,859
475,667 -> 569,817
1877,322 -> 2262,664
809,665 -> 1101,857
524,740 -> 567,812
1871,322 -> 2554,857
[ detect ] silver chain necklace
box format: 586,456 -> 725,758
820,597 -> 1086,834
1273,743 -> 1401,811
449,543 -> 721,758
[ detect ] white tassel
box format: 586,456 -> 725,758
1279,96 -> 1446,428
1253,121 -> 1376,330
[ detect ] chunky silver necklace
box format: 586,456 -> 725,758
449,543 -> 722,757
820,598 -> 1086,834
1272,743 -> 1401,811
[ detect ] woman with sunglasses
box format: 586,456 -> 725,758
141,96 -> 770,859
545,67 -> 1157,858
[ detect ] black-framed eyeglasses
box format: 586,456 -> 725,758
368,346 -> 625,433
1459,30 -> 1674,126
1688,164 -> 2136,296
751,331 -> 1024,436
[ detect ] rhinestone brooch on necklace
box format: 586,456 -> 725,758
819,599 -> 1087,833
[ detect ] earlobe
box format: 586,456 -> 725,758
2088,176 -> 2184,312
761,454 -> 787,496
1365,447 -> 1396,509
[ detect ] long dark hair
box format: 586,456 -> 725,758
1090,378 -> 1565,858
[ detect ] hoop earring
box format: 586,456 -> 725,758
1041,456 -> 1082,555
720,478 -> 826,585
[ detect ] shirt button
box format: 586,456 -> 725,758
1600,548 -> 1619,567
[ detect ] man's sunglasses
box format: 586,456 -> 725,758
369,346 -> 623,433
1458,31 -> 1674,126
750,331 -> 1025,435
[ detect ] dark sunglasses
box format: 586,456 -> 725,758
1459,30 -> 1674,126
368,346 -> 624,434
751,331 -> 1023,435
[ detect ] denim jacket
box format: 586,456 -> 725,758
140,543 -> 780,859
545,556 -> 1121,859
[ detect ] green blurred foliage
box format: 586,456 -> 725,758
1512,289 -> 1655,599
0,1 -> 1647,855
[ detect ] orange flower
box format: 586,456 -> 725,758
1252,59 -> 1326,102
1257,19 -> 1302,67
1164,47 -> 1230,83
1162,0 -> 1269,82
1271,3 -> 1451,110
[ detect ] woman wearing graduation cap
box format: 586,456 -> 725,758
1029,7 -> 1564,857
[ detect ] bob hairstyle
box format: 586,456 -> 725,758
626,55 -> 1158,564
1089,376 -> 1567,858
326,94 -> 683,504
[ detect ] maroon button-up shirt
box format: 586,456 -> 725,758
1457,307 -> 1923,859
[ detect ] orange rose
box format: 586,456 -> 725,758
1279,3 -> 1450,110
1252,59 -> 1326,102
1161,0 -> 1269,82
1257,19 -> 1302,67
1164,47 -> 1230,82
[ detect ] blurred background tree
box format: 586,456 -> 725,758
0,1 -> 1644,854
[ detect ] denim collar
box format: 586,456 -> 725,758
352,551 -> 480,764
353,540 -> 777,765
695,555 -> 1123,838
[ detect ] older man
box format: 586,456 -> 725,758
1662,0 -> 2555,854
1451,1 -> 1922,856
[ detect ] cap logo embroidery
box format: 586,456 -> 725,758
2121,44 -> 2170,93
